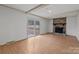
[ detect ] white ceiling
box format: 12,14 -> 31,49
5,4 -> 39,12
4,4 -> 79,19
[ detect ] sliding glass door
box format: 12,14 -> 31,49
27,20 -> 40,38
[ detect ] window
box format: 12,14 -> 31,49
27,20 -> 40,38
28,20 -> 34,25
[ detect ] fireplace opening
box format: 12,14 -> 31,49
55,27 -> 64,33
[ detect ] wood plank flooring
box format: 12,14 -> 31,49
0,33 -> 79,54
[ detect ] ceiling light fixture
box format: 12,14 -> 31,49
48,10 -> 52,13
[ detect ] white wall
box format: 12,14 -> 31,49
48,20 -> 53,32
66,16 -> 77,36
76,13 -> 79,40
0,6 -> 27,44
63,14 -> 79,40
0,6 -> 49,44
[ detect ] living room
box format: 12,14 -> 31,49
0,4 -> 79,53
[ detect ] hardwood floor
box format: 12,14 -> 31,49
27,34 -> 79,53
0,33 -> 79,54
0,39 -> 28,54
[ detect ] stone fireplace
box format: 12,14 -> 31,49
53,17 -> 66,34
